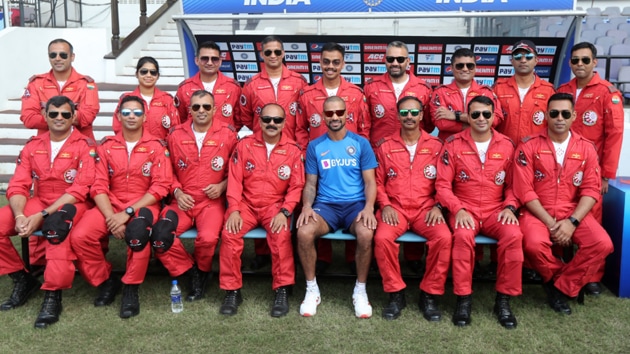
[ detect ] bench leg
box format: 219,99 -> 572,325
21,237 -> 30,272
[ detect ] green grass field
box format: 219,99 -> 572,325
1,197 -> 630,353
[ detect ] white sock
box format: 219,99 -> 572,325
354,280 -> 366,294
306,278 -> 319,292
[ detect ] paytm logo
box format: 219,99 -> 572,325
311,63 -> 322,72
341,43 -> 361,52
284,52 -> 308,61
473,45 -> 500,54
244,0 -> 311,5
230,42 -> 255,51
235,62 -> 258,71
416,65 -> 441,75
536,46 -> 557,55
237,73 -> 255,82
498,66 -> 515,76
475,78 -> 495,86
321,158 -> 357,169
363,64 -> 387,73
342,75 -> 362,85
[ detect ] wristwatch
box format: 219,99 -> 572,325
280,208 -> 291,218
41,210 -> 49,219
455,111 -> 462,122
125,207 -> 135,217
506,205 -> 518,217
568,216 -> 580,227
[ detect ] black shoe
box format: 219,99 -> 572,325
452,295 -> 472,327
585,282 -> 602,296
250,255 -> 271,270
0,270 -> 41,311
270,287 -> 290,317
523,267 -> 542,282
472,261 -> 483,279
186,265 -> 211,302
120,284 -> 140,319
382,291 -> 406,320
419,290 -> 442,322
494,292 -> 517,329
220,290 -> 243,316
315,260 -> 330,275
543,281 -> 571,315
485,261 -> 498,280
34,290 -> 62,329
407,260 -> 425,275
94,274 -> 121,307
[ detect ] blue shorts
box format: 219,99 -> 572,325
312,200 -> 365,233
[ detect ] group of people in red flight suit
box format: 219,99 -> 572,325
0,36 -> 623,329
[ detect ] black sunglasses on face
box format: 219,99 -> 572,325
138,68 -> 158,76
399,109 -> 421,117
264,49 -> 283,57
261,116 -> 285,124
570,57 -> 592,65
323,109 -> 346,118
199,56 -> 221,64
386,56 -> 407,64
470,110 -> 492,119
48,111 -> 72,119
548,110 -> 572,119
191,104 -> 213,112
454,63 -> 476,70
49,52 -> 69,60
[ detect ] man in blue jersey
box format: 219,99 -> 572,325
296,96 -> 378,318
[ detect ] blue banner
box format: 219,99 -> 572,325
183,0 -> 575,14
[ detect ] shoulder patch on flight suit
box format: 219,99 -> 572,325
445,135 -> 455,143
28,74 -> 38,82
375,138 -> 387,148
84,75 -> 95,83
608,85 -> 619,93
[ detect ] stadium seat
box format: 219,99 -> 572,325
602,6 -> 622,17
624,37 -> 630,45
547,23 -> 570,35
607,29 -> 629,44
609,44 -> 630,82
594,22 -> 616,33
619,23 -> 630,33
617,66 -> 630,101
580,29 -> 600,43
583,16 -> 606,30
623,7 -> 630,16
608,17 -> 629,28
595,36 -> 616,54
586,8 -> 602,16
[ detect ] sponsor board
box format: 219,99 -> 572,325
284,52 -> 309,61
498,66 -> 515,76
363,64 -> 387,74
286,63 -> 310,72
475,65 -> 496,76
230,42 -> 255,51
445,44 -> 472,53
342,64 -> 362,73
234,62 -> 259,71
233,51 -> 257,61
285,42 -> 308,51
417,54 -> 443,64
417,65 -> 441,75
363,43 -> 388,52
417,44 -> 444,53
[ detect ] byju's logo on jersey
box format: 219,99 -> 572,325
321,158 -> 357,169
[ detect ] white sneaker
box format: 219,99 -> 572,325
300,288 -> 321,317
353,292 -> 372,319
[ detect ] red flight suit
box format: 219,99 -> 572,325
175,72 -> 242,127
364,73 -> 433,145
21,68 -> 100,139
112,87 -> 180,140
512,131 -> 613,297
435,129 -> 523,296
494,75 -> 556,143
219,132 -> 305,291
0,129 -> 96,290
71,131 -> 172,286
374,131 -> 452,295
161,120 -> 238,275
429,81 -> 503,141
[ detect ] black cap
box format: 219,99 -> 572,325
151,210 -> 179,254
42,204 -> 77,245
125,207 -> 153,252
511,40 -> 537,54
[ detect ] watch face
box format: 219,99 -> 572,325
126,207 -> 134,216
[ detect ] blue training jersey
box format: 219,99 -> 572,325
305,131 -> 377,203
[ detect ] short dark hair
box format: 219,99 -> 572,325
120,95 -> 145,111
46,96 -> 75,113
190,89 -> 215,103
547,92 -> 575,109
452,48 -> 475,61
571,42 -> 597,57
197,41 -> 221,56
48,38 -> 73,54
397,96 -> 422,111
261,103 -> 285,118
261,36 -> 283,49
322,42 -> 345,57
136,56 -> 159,75
467,95 -> 494,112
323,96 -> 346,111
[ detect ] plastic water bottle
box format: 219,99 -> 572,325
170,280 -> 183,313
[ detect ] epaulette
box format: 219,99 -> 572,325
227,124 -> 236,132
230,78 -> 241,87
85,137 -> 96,147
375,137 -> 387,148
293,141 -> 303,151
26,136 -> 35,144
177,79 -> 191,88
520,135 -> 532,144
244,76 -> 255,86
28,74 -> 39,83
364,77 -> 374,84
445,135 -> 456,143
608,84 -> 619,93
301,84 -> 319,94
99,135 -> 114,145
84,75 -> 95,83
159,139 -> 168,147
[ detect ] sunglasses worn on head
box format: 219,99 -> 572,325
386,56 -> 407,64
512,53 -> 535,61
49,52 -> 69,60
138,68 -> 158,76
548,109 -> 572,119
455,63 -> 476,70
261,116 -> 285,124
399,109 -> 421,117
120,109 -> 144,117
570,57 -> 592,65
191,104 -> 213,112
264,49 -> 283,57
48,111 -> 72,119
199,56 -> 221,64
323,109 -> 346,118
470,110 -> 492,119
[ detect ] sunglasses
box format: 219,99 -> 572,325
48,111 -> 72,119
454,63 -> 476,70
260,116 -> 285,124
548,109 -> 572,119
138,68 -> 158,76
322,58 -> 342,66
199,56 -> 221,64
570,57 -> 592,65
120,109 -> 144,117
470,110 -> 492,119
323,109 -> 346,118
264,49 -> 283,57
399,109 -> 421,117
512,53 -> 535,61
386,56 -> 407,64
48,52 -> 69,60
191,104 -> 213,112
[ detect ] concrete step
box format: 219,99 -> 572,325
138,49 -> 183,59
159,29 -> 178,37
146,42 -> 182,51
132,58 -> 183,67
152,35 -> 181,44
121,66 -> 184,77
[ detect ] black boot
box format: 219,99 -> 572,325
494,292 -> 517,329
250,255 -> 271,270
419,290 -> 442,322
1,270 -> 41,311
543,281 -> 571,315
186,265 -> 211,302
220,290 -> 243,316
585,282 -> 602,296
382,290 -> 406,320
452,295 -> 472,327
34,290 -> 62,329
120,284 -> 140,319
270,286 -> 289,317
94,274 -> 121,307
